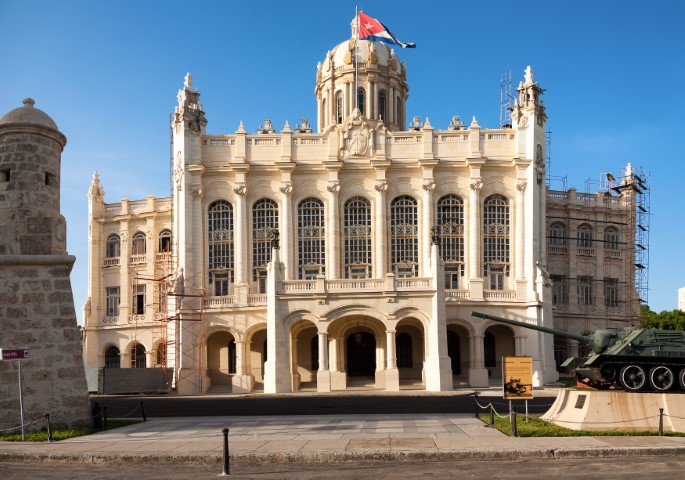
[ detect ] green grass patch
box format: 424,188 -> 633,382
479,414 -> 685,437
0,419 -> 141,442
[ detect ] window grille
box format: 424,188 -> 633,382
483,195 -> 509,286
298,198 -> 325,279
208,200 -> 234,292
252,198 -> 279,291
551,275 -> 568,305
437,195 -> 464,287
378,91 -> 387,121
577,276 -> 594,306
344,196 -> 372,279
336,91 -> 344,124
390,195 -> 418,277
357,88 -> 366,115
604,277 -> 619,307
106,287 -> 120,316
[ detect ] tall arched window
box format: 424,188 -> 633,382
549,222 -> 566,245
378,91 -> 387,122
577,224 -> 593,247
396,333 -> 413,368
104,346 -> 120,368
336,91 -> 344,124
483,194 -> 510,290
437,195 -> 464,289
156,342 -> 167,366
604,226 -> 619,250
252,198 -> 279,293
208,200 -> 234,296
131,232 -> 146,255
298,198 -> 325,279
158,229 -> 172,253
390,195 -> 418,277
344,196 -> 372,279
357,88 -> 366,115
106,235 -> 120,258
131,343 -> 146,368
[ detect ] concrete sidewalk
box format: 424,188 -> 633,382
1,412 -> 685,465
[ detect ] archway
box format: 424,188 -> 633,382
291,321 -> 318,391
447,331 -> 461,375
484,325 -> 515,379
206,331 -> 236,386
346,331 -> 376,376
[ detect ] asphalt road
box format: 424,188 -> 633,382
4,457 -> 685,479
91,393 -> 555,418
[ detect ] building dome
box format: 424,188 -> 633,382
0,98 -> 59,130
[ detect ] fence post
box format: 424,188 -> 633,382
140,401 -> 147,422
474,393 -> 479,418
45,414 -> 52,443
221,427 -> 230,476
490,405 -> 495,426
659,408 -> 664,436
511,407 -> 517,437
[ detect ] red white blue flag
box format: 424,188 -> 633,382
358,11 -> 416,49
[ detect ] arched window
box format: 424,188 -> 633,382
158,229 -> 172,253
208,200 -> 234,296
131,232 -> 146,255
336,91 -> 344,124
106,235 -> 120,258
252,198 -> 279,293
357,88 -> 366,115
483,195 -> 510,290
577,224 -> 593,247
104,346 -> 120,368
344,196 -> 372,279
549,222 -> 566,245
131,343 -> 146,368
604,227 -> 619,250
437,195 -> 464,289
298,198 -> 325,279
396,333 -> 413,368
390,195 -> 418,277
378,90 -> 387,121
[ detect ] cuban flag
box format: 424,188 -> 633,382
358,11 -> 416,48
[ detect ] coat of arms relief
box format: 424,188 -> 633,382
340,108 -> 375,159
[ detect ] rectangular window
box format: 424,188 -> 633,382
256,269 -> 267,294
551,275 -> 567,305
444,264 -> 462,290
577,276 -> 593,306
213,272 -> 230,296
605,278 -> 619,307
488,265 -> 505,290
132,285 -> 145,315
106,287 -> 120,317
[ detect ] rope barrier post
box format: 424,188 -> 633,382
220,427 -> 230,476
45,414 -> 51,443
140,401 -> 147,422
474,393 -> 479,418
103,406 -> 108,430
511,407 -> 517,437
18,361 -> 26,441
490,404 -> 495,426
659,408 -> 664,436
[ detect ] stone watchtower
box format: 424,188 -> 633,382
0,99 -> 91,429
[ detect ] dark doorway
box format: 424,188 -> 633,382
346,332 -> 376,376
447,331 -> 461,375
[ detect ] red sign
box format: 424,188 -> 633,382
0,348 -> 30,361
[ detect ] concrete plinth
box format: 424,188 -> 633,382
542,389 -> 685,432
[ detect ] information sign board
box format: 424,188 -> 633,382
502,356 -> 533,400
0,348 -> 30,361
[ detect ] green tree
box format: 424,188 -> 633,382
641,305 -> 685,330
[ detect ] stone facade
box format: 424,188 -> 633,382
82,22 -> 639,395
0,99 -> 91,430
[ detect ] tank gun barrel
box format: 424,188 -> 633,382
471,311 -> 590,344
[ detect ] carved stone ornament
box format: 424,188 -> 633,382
341,108 -> 373,159
279,184 -> 293,195
173,152 -> 184,191
469,179 -> 483,192
327,183 -> 340,193
422,181 -> 436,192
233,185 -> 247,197
192,188 -> 203,199
518,112 -> 528,128
516,180 -> 527,193
374,182 -> 388,193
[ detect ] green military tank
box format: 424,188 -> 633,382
471,311 -> 685,392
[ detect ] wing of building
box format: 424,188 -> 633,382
82,18 -> 647,395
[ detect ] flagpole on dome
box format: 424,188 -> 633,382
355,6 -> 359,111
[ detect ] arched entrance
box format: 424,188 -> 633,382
484,325 -> 515,379
346,331 -> 376,376
206,331 -> 236,387
447,331 -> 461,375
291,321 -> 318,391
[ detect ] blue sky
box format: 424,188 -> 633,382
1,0 -> 683,319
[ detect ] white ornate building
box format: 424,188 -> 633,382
82,22 -> 642,395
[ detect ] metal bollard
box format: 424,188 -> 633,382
140,401 -> 147,422
490,405 -> 495,426
511,407 -> 518,437
474,393 -> 480,418
45,414 -> 52,443
659,408 -> 664,436
221,427 -> 230,476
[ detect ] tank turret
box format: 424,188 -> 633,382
471,311 -> 685,393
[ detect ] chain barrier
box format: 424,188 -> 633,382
0,415 -> 48,434
545,414 -> 661,425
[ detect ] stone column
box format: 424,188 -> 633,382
279,184 -> 293,281
515,180 -> 527,298
327,183 -> 340,279
469,334 -> 489,387
468,179 -> 483,299
385,329 -> 399,391
366,82 -> 372,117
317,332 -> 331,392
389,87 -> 395,125
231,340 -> 251,393
375,182 -> 388,277
422,181 -> 435,277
